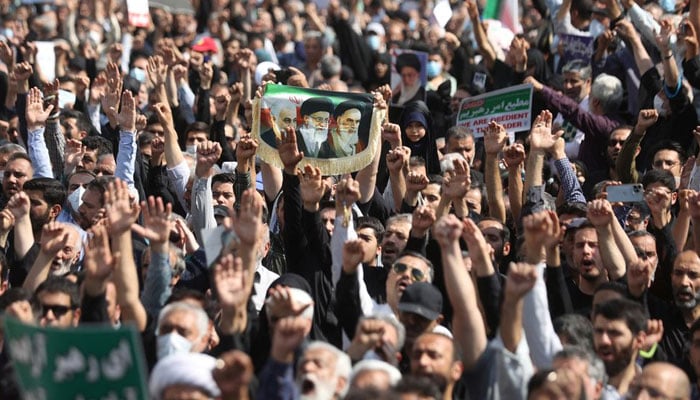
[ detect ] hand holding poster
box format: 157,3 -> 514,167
559,33 -> 594,66
456,83 -> 533,137
3,317 -> 148,400
253,84 -> 385,175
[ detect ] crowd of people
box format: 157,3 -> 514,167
1,0 -> 700,398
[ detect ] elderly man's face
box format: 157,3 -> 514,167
297,347 -> 345,399
337,109 -> 362,135
277,108 -> 297,130
305,111 -> 330,131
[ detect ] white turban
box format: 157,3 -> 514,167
149,353 -> 221,400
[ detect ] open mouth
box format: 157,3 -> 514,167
396,279 -> 410,293
301,378 -> 315,394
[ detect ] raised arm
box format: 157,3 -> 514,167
22,222 -> 72,293
105,179 -> 147,331
656,20 -> 681,92
357,93 -> 389,204
483,121 -> 508,223
466,0 -> 497,70
25,87 -> 55,178
587,199 -> 629,280
191,141 -> 223,243
524,110 -> 557,196
7,192 -> 34,260
386,146 -> 410,212
616,110 -> 658,183
504,144 -> 525,221
113,90 -> 138,192
615,19 -> 654,76
433,215 -> 487,370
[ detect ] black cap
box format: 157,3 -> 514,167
300,97 -> 334,117
396,52 -> 421,73
398,282 -> 442,320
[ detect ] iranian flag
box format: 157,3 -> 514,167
483,0 -> 522,34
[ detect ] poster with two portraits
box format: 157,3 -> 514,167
252,84 -> 386,175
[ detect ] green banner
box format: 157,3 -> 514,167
456,84 -> 533,136
3,318 -> 148,400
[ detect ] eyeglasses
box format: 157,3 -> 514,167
40,303 -> 72,318
644,189 -> 673,196
653,159 -> 679,168
392,263 -> 426,282
311,116 -> 329,124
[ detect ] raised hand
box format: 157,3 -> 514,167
107,43 -> 122,64
230,189 -> 263,247
529,110 -> 559,151
376,84 -> 392,105
335,176 -> 361,208
0,41 -> 13,69
412,205 -> 436,237
442,158 -> 471,200
40,222 -> 71,256
266,286 -> 313,321
483,121 -> 507,155
270,314 -> 313,363
689,191 -> 700,220
89,73 -> 107,105
152,102 -> 174,128
277,126 -> 303,174
523,75 -> 544,91
114,90 -> 136,132
504,262 -> 538,300
235,135 -> 258,168
381,122 -> 402,148
342,239 -> 365,274
211,350 -> 254,397
627,257 -> 654,297
198,61 -> 214,90
147,55 -> 168,87
614,19 -> 639,42
655,19 -> 674,52
13,61 -> 32,82
6,191 -> 30,219
84,224 -> 118,283
433,214 -> 463,248
587,199 -> 615,228
234,49 -> 254,72
298,165 -> 327,211
131,196 -> 172,244
102,62 -> 123,122
683,21 -> 699,59
386,146 -> 409,174
64,139 -> 85,172
643,319 -> 664,350
104,179 -> 140,237
503,143 -> 526,169
213,253 -> 251,309
195,140 -> 223,178
0,208 -> 15,233
636,109 -> 658,134
26,87 -> 54,131
406,171 -> 429,193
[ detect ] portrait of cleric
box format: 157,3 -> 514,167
391,51 -> 427,106
257,87 -> 375,165
317,100 -> 371,159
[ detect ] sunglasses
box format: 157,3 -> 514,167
392,263 -> 425,282
40,303 -> 72,318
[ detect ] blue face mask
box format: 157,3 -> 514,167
367,35 -> 381,51
426,61 -> 442,78
130,67 -> 147,84
408,19 -> 417,31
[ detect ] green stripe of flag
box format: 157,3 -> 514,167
482,0 -> 501,19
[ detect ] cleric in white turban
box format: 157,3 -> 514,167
149,352 -> 222,400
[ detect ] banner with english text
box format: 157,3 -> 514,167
456,83 -> 533,137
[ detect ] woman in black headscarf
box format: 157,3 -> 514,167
400,100 -> 441,175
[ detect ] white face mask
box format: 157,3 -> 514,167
653,94 -> 669,118
157,332 -> 193,360
67,186 -> 86,214
185,144 -> 197,156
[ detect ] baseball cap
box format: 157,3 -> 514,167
192,36 -> 218,53
398,282 -> 442,321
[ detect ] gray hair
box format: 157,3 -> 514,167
350,360 -> 402,387
320,55 -> 342,79
554,345 -> 607,386
386,213 -> 413,229
591,73 -> 623,113
562,60 -> 592,81
303,31 -> 326,49
305,341 -> 352,396
0,143 -> 26,157
156,301 -> 210,341
360,313 -> 406,350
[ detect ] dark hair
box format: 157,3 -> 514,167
427,174 -> 443,185
34,277 -> 80,309
7,151 -> 32,166
478,217 -> 511,244
61,109 -> 94,136
0,287 -> 31,311
356,216 -> 385,243
592,298 -> 648,335
641,169 -> 677,192
594,281 -> 629,297
394,250 -> 434,281
651,140 -> 687,164
445,125 -> 472,142
571,0 -> 594,19
86,176 -> 117,201
628,230 -> 655,241
212,173 -> 236,187
553,313 -> 594,351
23,178 -> 67,207
82,135 -> 113,156
556,202 -> 587,218
185,121 -> 210,138
393,376 -> 442,399
409,156 -> 426,168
